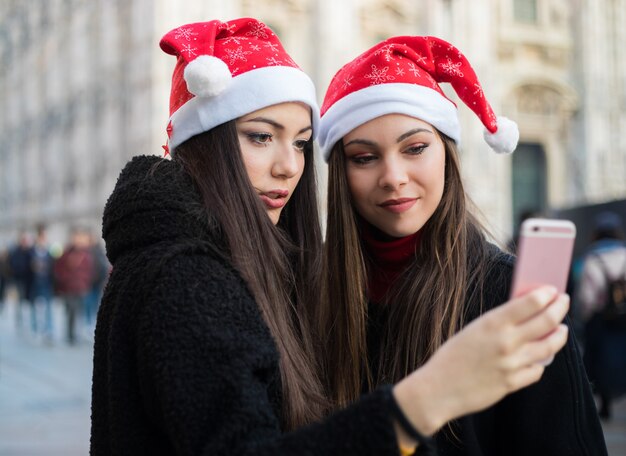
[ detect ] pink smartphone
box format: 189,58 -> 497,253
510,218 -> 576,299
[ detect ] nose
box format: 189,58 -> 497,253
272,143 -> 301,179
378,155 -> 408,190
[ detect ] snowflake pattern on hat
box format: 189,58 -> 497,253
225,46 -> 252,65
160,19 -> 299,114
365,65 -> 395,85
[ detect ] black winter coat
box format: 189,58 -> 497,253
90,156 -> 403,456
367,246 -> 608,455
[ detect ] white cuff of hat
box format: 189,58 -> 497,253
318,83 -> 460,162
168,66 -> 320,153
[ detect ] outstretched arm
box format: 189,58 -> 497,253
393,287 -> 571,448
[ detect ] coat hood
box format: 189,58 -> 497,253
102,155 -> 211,265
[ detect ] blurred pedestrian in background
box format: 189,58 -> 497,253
54,227 -> 94,345
8,231 -> 33,332
0,247 -> 9,313
576,211 -> 626,420
30,224 -> 55,343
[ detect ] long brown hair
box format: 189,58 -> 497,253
173,120 -> 327,430
319,133 -> 492,407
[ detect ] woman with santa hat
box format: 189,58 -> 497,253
317,36 -> 607,454
92,18 -> 336,455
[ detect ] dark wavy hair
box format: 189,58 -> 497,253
173,120 -> 327,430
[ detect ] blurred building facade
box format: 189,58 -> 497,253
1,0 -> 625,246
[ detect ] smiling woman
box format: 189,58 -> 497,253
318,35 -> 607,455
342,115 -> 445,238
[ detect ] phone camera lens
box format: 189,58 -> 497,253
532,226 -> 540,232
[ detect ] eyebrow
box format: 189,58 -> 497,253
396,128 -> 433,142
344,127 -> 433,148
242,117 -> 312,135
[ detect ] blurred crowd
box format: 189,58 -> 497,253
570,212 -> 626,421
0,224 -> 110,346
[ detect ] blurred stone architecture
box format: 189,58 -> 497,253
1,0 -> 625,245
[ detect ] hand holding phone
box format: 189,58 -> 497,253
509,218 -> 576,365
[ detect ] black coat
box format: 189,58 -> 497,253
367,246 -> 608,455
90,156 -> 402,456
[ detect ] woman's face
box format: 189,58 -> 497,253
342,114 -> 446,238
236,102 -> 312,225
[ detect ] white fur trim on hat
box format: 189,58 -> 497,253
169,66 -> 319,153
318,83 -> 459,162
183,55 -> 233,98
483,116 -> 519,154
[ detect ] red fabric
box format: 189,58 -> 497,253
53,247 -> 94,296
360,221 -> 422,303
320,36 -> 497,133
160,19 -> 300,117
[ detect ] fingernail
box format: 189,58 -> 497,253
541,286 -> 558,300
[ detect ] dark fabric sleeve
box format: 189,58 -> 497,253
494,322 -> 607,455
135,254 -> 401,456
484,249 -> 608,455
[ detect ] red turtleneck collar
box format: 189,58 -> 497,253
359,219 -> 422,303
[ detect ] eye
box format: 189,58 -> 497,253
293,139 -> 311,152
348,154 -> 377,165
405,144 -> 427,155
246,132 -> 273,146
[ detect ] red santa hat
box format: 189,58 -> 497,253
160,18 -> 319,155
318,36 -> 519,161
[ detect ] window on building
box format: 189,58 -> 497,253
513,0 -> 538,24
512,142 -> 547,229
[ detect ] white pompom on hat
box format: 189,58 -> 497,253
318,36 -> 519,161
484,116 -> 520,154
183,55 -> 232,98
160,18 -> 319,155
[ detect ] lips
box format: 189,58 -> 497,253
259,190 -> 289,209
379,197 -> 417,213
